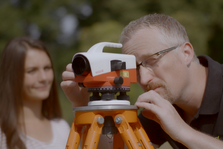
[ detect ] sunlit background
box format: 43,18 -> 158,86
1,0 -> 223,148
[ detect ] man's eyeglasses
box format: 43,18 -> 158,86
137,45 -> 179,70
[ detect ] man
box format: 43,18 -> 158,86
61,13 -> 223,148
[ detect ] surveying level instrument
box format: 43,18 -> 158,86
65,42 -> 154,149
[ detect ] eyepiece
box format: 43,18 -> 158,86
72,55 -> 90,75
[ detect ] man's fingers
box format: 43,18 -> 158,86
136,101 -> 158,113
136,90 -> 165,107
66,63 -> 73,71
62,71 -> 75,81
136,102 -> 161,123
60,80 -> 76,90
142,109 -> 159,123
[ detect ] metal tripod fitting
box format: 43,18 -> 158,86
97,116 -> 104,124
114,116 -> 123,124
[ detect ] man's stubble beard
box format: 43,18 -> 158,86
146,81 -> 174,104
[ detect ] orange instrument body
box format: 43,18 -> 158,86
74,69 -> 137,88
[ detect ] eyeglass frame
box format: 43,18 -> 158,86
136,45 -> 180,70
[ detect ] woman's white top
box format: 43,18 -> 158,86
0,119 -> 70,149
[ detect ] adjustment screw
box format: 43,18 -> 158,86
114,77 -> 123,86
114,116 -> 123,124
97,117 -> 104,124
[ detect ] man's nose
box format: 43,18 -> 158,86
138,66 -> 154,85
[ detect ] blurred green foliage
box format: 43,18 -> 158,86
1,0 -> 223,125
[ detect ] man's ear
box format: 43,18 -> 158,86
181,42 -> 194,66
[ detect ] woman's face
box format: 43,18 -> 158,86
22,48 -> 54,102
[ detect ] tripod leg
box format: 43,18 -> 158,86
83,115 -> 103,149
81,125 -> 90,148
66,119 -> 83,149
131,118 -> 154,149
114,114 -> 142,149
113,133 -> 125,149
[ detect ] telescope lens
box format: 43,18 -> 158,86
72,55 -> 90,75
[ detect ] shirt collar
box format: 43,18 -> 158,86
196,55 -> 223,115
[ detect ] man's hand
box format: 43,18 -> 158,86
135,90 -> 223,149
60,63 -> 90,107
135,90 -> 188,141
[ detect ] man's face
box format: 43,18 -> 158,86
122,27 -> 189,104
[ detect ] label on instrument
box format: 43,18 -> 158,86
120,71 -> 129,77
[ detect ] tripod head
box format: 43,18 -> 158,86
72,42 -> 137,105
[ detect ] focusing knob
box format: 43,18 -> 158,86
114,77 -> 123,86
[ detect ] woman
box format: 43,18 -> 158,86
0,37 -> 70,149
